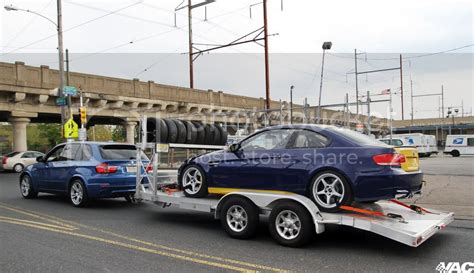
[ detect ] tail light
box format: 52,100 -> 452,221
95,163 -> 118,174
372,153 -> 406,166
2,157 -> 6,165
146,164 -> 153,173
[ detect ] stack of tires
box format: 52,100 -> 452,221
146,118 -> 228,145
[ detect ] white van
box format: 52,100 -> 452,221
379,133 -> 438,157
443,135 -> 474,157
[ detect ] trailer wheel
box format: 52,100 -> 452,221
220,197 -> 259,239
269,202 -> 314,247
451,150 -> 460,157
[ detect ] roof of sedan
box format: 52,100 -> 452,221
263,124 -> 337,131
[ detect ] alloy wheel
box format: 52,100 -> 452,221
226,205 -> 248,232
182,167 -> 203,195
313,173 -> 345,209
70,182 -> 83,206
275,210 -> 301,240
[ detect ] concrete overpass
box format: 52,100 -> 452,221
0,61 -> 388,151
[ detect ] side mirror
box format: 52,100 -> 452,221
36,156 -> 44,162
229,143 -> 241,153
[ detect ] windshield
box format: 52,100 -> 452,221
99,145 -> 148,160
328,127 -> 389,146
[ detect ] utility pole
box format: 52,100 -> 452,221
410,78 -> 413,124
367,91 -> 371,135
354,49 -> 359,114
263,0 -> 271,110
57,0 -> 66,125
187,0 -> 194,89
399,54 -> 404,120
65,48 -> 72,119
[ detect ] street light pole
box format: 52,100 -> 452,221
317,41 -> 332,123
290,85 -> 294,124
4,2 -> 66,126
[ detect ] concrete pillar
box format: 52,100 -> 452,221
124,121 -> 137,144
8,117 -> 30,152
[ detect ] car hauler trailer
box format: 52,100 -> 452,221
134,143 -> 454,248
134,116 -> 453,248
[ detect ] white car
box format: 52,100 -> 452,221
2,151 -> 45,173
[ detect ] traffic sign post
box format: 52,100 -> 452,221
55,97 -> 67,106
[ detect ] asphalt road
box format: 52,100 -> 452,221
0,172 -> 473,273
419,155 -> 474,176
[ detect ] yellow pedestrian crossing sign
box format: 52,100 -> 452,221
64,118 -> 79,139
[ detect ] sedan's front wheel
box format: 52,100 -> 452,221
69,180 -> 88,207
20,175 -> 37,199
180,165 -> 208,198
310,171 -> 352,212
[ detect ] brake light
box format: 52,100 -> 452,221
2,157 -> 6,165
372,153 -> 406,166
95,163 -> 118,174
146,164 -> 153,173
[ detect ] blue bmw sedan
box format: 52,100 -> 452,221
178,125 -> 423,212
19,142 -> 148,207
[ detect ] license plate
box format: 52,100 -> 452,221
126,166 -> 137,173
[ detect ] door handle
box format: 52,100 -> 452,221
209,162 -> 219,167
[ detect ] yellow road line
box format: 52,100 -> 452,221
0,203 -> 291,273
0,216 -> 77,231
0,219 -> 257,273
0,204 -> 76,230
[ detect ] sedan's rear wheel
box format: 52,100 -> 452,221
20,175 -> 37,199
180,165 -> 208,198
310,171 -> 352,212
13,163 -> 24,173
70,180 -> 88,207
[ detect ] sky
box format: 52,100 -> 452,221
1,0 -> 473,120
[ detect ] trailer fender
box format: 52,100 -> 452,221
216,191 -> 325,234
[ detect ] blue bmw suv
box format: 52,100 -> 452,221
20,142 -> 148,207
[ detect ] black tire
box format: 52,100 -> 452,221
183,121 -> 198,144
425,153 -> 431,158
164,119 -> 178,144
205,124 -> 215,145
69,179 -> 89,207
173,119 -> 187,143
192,121 -> 206,144
146,118 -> 168,143
220,197 -> 259,239
216,125 -> 228,145
13,163 -> 24,173
451,150 -> 460,157
211,124 -> 221,145
179,164 -> 208,198
19,175 -> 37,199
269,201 -> 314,247
309,170 -> 352,212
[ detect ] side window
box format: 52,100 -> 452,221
291,130 -> 329,148
21,152 -> 34,158
240,129 -> 294,151
46,145 -> 66,162
82,145 -> 93,161
468,138 -> 474,146
59,144 -> 81,161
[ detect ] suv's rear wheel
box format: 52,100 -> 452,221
310,171 -> 352,212
69,179 -> 88,207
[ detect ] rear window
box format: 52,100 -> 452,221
5,152 -> 20,157
99,145 -> 147,160
328,127 -> 388,146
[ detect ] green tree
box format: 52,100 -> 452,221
112,125 -> 126,142
37,123 -> 62,148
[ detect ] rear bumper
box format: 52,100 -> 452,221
86,176 -> 137,198
354,169 -> 423,202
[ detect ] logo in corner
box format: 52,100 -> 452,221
436,262 -> 474,273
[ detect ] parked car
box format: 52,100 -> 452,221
443,134 -> 474,157
19,142 -> 149,207
379,133 -> 438,157
178,125 -> 423,212
2,151 -> 45,172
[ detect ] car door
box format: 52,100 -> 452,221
46,143 -> 82,192
20,152 -> 37,167
282,129 -> 331,193
227,129 -> 295,190
36,144 -> 65,190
